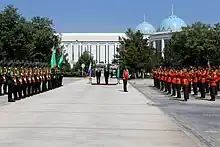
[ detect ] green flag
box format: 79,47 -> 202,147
58,51 -> 64,68
117,67 -> 120,78
50,47 -> 57,69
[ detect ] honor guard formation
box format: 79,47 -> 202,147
0,60 -> 63,102
152,66 -> 219,101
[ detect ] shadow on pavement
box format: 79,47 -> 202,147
169,98 -> 184,102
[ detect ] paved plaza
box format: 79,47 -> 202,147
0,78 -> 203,147
0,77 -> 82,107
131,79 -> 220,147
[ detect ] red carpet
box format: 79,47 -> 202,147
91,83 -> 118,85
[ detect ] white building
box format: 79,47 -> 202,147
60,33 -> 125,68
60,10 -> 186,68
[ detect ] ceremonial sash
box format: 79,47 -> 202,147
13,78 -> 17,86
19,78 -> 23,85
28,77 -> 32,83
36,77 -> 40,82
3,76 -> 6,82
24,77 -> 27,84
32,77 -> 35,83
183,78 -> 189,85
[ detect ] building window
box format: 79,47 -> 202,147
72,45 -> 74,61
78,45 -> 80,57
99,45 -> 100,63
156,40 -> 162,57
90,45 -> 92,58
105,45 -> 106,63
108,45 -> 110,63
114,45 -> 115,58
96,45 -> 98,63
81,45 -> 83,55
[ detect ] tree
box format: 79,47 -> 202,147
74,51 -> 95,74
163,21 -> 220,66
0,5 -> 22,60
111,58 -> 118,64
116,28 -> 156,77
0,5 -> 62,63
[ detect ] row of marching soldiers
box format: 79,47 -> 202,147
152,67 -> 219,101
0,67 -> 63,102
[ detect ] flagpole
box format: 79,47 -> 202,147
88,62 -> 92,84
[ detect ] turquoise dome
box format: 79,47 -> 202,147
159,15 -> 186,32
135,21 -> 156,35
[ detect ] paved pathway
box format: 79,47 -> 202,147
0,77 -> 81,107
0,79 -> 202,147
131,79 -> 220,147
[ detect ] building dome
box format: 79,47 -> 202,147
135,21 -> 156,35
159,15 -> 187,32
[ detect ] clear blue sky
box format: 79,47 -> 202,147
0,0 -> 218,33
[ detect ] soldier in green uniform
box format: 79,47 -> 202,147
0,65 -> 3,96
31,68 -> 36,95
35,68 -> 40,94
22,68 -> 28,98
55,68 -> 58,88
7,66 -> 15,102
13,68 -> 19,100
61,69 -> 64,86
27,68 -> 32,97
34,68 -> 38,93
17,69 -> 23,99
42,68 -> 46,92
58,69 -> 63,87
47,68 -> 51,90
51,68 -> 55,89
3,67 -> 7,95
36,69 -> 42,94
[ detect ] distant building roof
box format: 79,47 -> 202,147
135,21 -> 156,35
159,15 -> 187,32
59,33 -> 126,42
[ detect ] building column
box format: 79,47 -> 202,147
105,44 -> 107,64
87,43 -> 91,59
98,43 -> 100,63
79,42 -> 82,56
161,39 -> 165,58
70,43 -> 73,68
96,43 -> 98,63
74,42 -> 78,62
153,41 -> 156,49
115,43 -> 118,56
113,44 -> 116,59
80,42 -> 83,55
89,43 -> 92,58
107,43 -> 110,64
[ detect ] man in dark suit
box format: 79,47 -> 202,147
104,68 -> 109,85
96,69 -> 101,84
